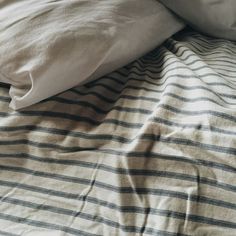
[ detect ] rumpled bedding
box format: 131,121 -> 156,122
0,0 -> 184,110
0,29 -> 236,235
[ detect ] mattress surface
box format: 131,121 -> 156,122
0,29 -> 236,235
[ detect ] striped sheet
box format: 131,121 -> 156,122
0,29 -> 236,236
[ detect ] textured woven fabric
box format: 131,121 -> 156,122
0,30 -> 235,235
0,0 -> 183,110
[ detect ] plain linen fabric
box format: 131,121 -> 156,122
160,0 -> 236,40
0,0 -> 184,110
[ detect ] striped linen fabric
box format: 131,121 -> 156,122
0,29 -> 236,235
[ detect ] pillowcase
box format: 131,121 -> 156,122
159,0 -> 236,40
0,0 -> 184,110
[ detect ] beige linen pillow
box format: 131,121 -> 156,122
0,0 -> 184,109
160,0 -> 236,40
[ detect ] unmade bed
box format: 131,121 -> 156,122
0,29 -> 235,235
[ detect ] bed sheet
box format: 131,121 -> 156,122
0,29 -> 235,236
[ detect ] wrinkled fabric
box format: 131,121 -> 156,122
0,32 -> 236,236
160,0 -> 236,40
0,0 -> 184,110
0,29 -> 235,235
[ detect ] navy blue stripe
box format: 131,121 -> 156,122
123,63 -> 236,91
90,65 -> 236,92
160,103 -> 236,123
165,38 -> 236,60
0,212 -> 184,236
192,33 -> 236,44
0,128 -> 235,156
140,56 -> 236,83
85,74 -> 126,87
0,213 -> 98,236
178,31 -> 236,45
163,92 -> 235,107
60,89 -> 236,115
68,88 -> 117,103
152,117 -> 236,136
206,82 -> 236,90
124,61 -> 236,88
0,110 -> 145,128
145,47 -> 236,68
0,83 -> 10,89
1,196 -> 235,233
75,78 -> 236,102
146,45 -> 236,68
75,61 -> 235,92
176,39 -> 236,60
43,97 -> 151,115
104,68 -> 236,93
0,230 -> 18,236
187,36 -> 236,54
49,101 -> 236,124
0,195 -> 204,227
0,115 -> 236,155
0,113 -> 235,141
40,92 -> 236,119
1,164 -> 235,192
128,62 -> 236,82
188,42 -> 236,61
0,115 -> 235,139
0,179 -> 235,212
53,91 -> 236,112
0,197 -> 190,236
72,82 -> 236,110
187,43 -> 236,58
0,96 -> 11,103
70,78 -> 236,105
132,56 -> 236,79
147,41 -> 236,64
147,39 -> 236,64
1,145 -> 235,174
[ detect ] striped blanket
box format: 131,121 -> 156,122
0,29 -> 235,236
